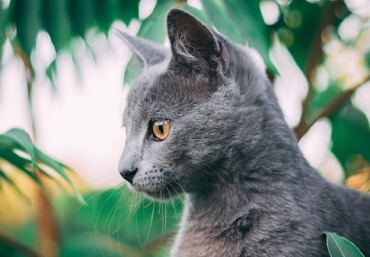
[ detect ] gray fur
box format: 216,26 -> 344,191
118,9 -> 370,257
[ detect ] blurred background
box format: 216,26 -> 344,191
0,0 -> 369,256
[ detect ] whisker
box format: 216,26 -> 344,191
111,188 -> 143,234
167,184 -> 179,218
145,200 -> 156,245
94,188 -> 119,257
116,190 -> 126,257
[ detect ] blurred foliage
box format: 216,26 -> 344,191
1,0 -> 370,256
57,188 -> 182,257
0,186 -> 182,257
0,128 -> 84,203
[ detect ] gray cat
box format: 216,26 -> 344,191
118,9 -> 370,257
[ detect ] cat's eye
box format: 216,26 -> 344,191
152,120 -> 171,141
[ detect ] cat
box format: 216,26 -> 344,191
117,9 -> 370,257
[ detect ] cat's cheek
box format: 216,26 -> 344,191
129,168 -> 164,198
130,165 -> 182,199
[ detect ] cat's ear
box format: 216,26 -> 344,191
117,31 -> 169,68
166,9 -> 229,74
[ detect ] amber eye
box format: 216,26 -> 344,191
152,120 -> 171,141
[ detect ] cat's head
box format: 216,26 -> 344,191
118,9 -> 268,199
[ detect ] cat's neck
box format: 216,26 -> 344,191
184,113 -> 325,229
185,145 -> 321,227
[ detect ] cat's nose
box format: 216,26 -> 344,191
118,147 -> 140,184
120,168 -> 138,184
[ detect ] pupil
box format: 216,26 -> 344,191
158,124 -> 164,134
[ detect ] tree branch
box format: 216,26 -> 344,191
295,0 -> 344,137
294,74 -> 370,139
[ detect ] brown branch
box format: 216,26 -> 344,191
304,0 -> 343,81
295,0 -> 344,137
294,74 -> 370,139
35,181 -> 60,257
12,44 -> 60,257
0,231 -> 41,257
11,44 -> 36,138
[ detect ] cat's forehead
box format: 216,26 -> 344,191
124,64 -> 216,128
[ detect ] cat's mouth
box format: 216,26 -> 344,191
133,179 -> 183,199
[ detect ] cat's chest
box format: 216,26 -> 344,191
170,202 -> 252,257
170,217 -> 243,257
171,228 -> 240,257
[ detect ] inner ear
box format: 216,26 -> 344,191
166,9 -> 229,74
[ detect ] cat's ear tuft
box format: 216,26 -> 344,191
166,9 -> 229,74
116,30 -> 169,68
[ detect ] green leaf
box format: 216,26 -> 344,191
305,84 -> 370,177
35,149 -> 86,205
117,0 -> 140,25
1,128 -> 37,170
330,103 -> 370,177
9,0 -> 42,57
95,0 -> 119,34
276,1 -> 324,72
306,85 -> 342,120
364,50 -> 370,70
45,59 -> 57,92
201,1 -> 243,43
326,232 -> 365,257
0,148 -> 41,186
95,0 -> 140,34
0,169 -> 30,202
69,0 -> 95,38
0,1 -> 7,59
62,187 -> 183,250
60,233 -> 128,257
0,128 -> 85,204
41,0 -> 71,52
138,0 -> 178,42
